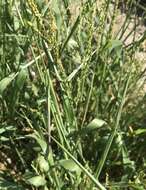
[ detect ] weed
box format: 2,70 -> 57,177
0,0 -> 146,189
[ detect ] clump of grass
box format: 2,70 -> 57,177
0,0 -> 146,189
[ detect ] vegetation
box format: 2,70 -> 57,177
0,0 -> 146,189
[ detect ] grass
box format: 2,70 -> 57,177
0,0 -> 146,189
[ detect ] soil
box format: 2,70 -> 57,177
113,12 -> 146,62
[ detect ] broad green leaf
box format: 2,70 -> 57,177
68,38 -> 78,49
51,136 -> 106,190
0,125 -> 15,134
59,159 -> 81,173
86,118 -> 106,130
27,175 -> 46,187
108,39 -> 123,57
0,73 -> 15,95
37,155 -> 49,172
32,84 -> 38,96
134,128 -> 146,135
68,118 -> 106,137
34,137 -> 47,154
122,145 -> 135,172
109,40 -> 122,51
130,184 -> 145,190
0,136 -> 9,141
27,133 -> 47,154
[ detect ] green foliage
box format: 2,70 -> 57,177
0,73 -> 16,95
26,175 -> 46,187
0,0 -> 146,189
